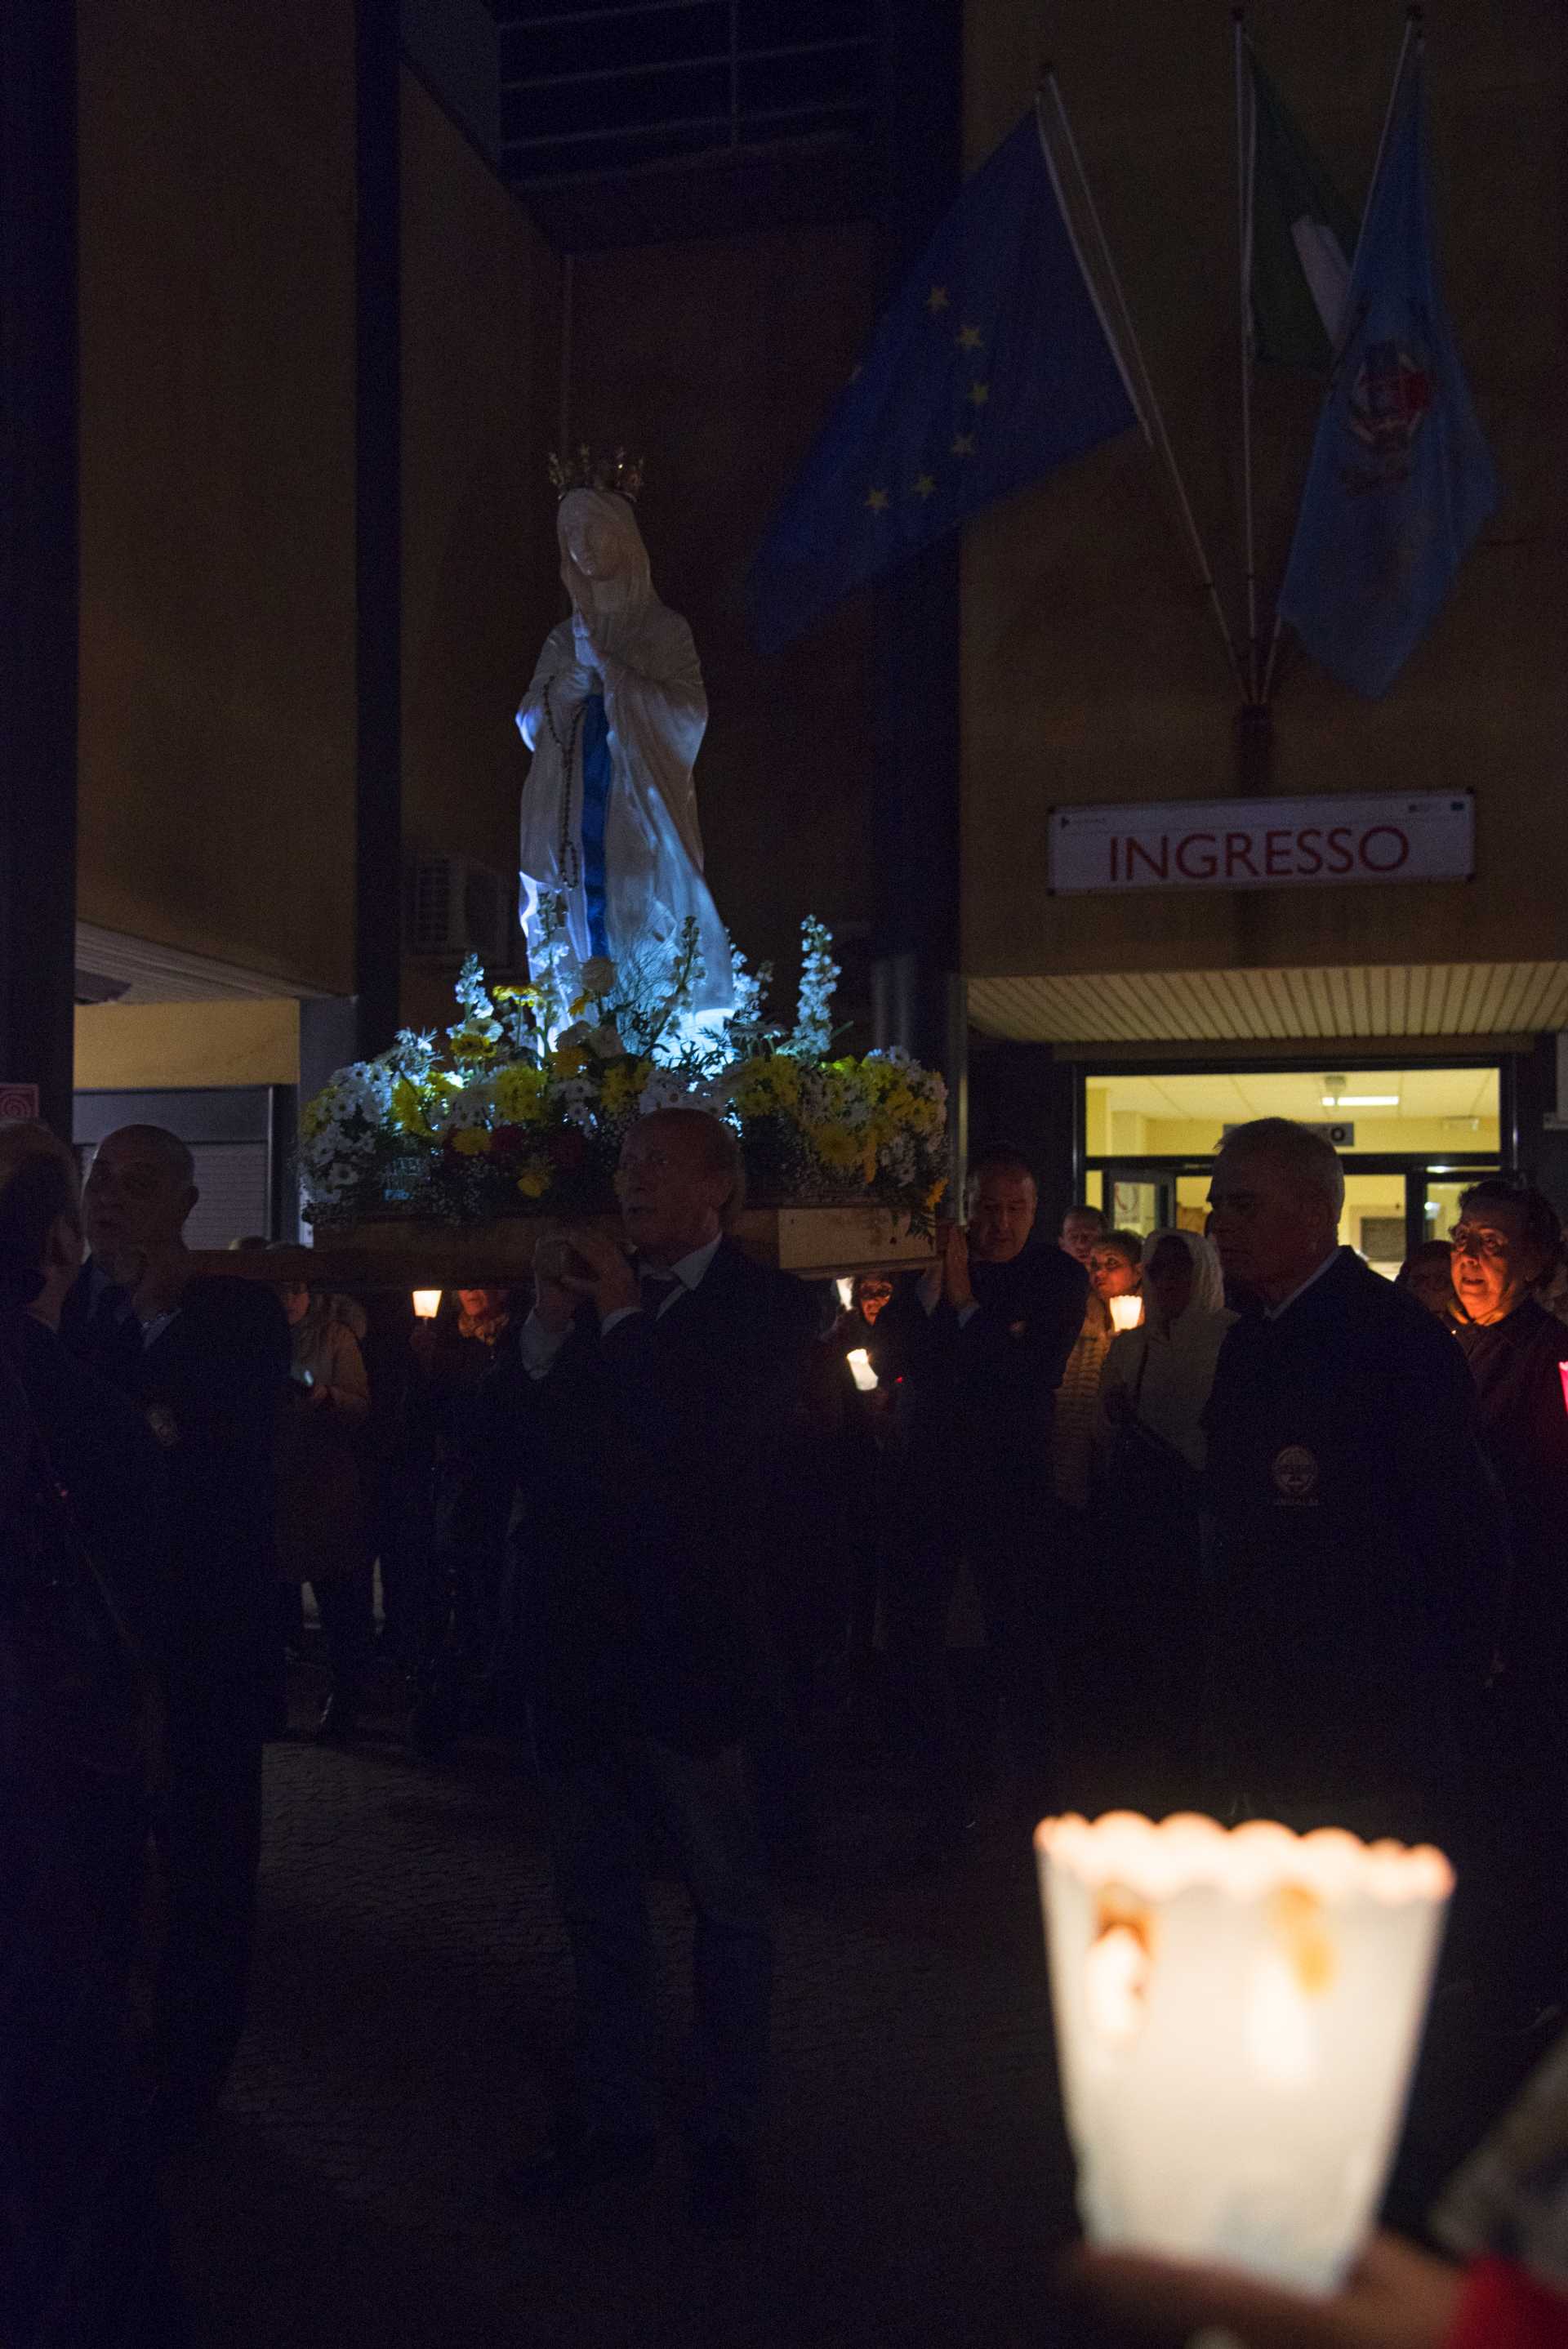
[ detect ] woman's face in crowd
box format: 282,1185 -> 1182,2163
1145,1239 -> 1195,1326
458,1287 -> 503,1320
855,1278 -> 893,1326
1450,1200 -> 1547,1323
279,1281 -> 310,1328
1088,1246 -> 1140,1300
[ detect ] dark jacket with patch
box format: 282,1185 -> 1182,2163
1201,1247 -> 1510,1821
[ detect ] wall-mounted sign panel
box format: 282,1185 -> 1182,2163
1049,792 -> 1473,895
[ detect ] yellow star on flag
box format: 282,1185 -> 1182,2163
911,474 -> 937,500
951,433 -> 976,457
925,285 -> 950,314
865,488 -> 890,512
968,381 -> 990,407
956,324 -> 982,350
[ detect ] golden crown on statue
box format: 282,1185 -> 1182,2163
547,444 -> 644,504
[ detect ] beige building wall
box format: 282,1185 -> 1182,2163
960,1 -> 1567,991
74,1000 -> 300,1090
566,225 -> 881,983
399,71 -> 564,1033
77,0 -> 359,996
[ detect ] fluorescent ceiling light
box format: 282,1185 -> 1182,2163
1321,1094 -> 1400,1108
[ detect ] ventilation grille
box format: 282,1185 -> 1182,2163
408,855 -> 520,970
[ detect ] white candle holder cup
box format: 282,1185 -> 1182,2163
1036,1812 -> 1452,2295
1107,1292 -> 1144,1333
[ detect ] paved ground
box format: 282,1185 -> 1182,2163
160,1646 -> 1551,2349
163,1649 -> 1091,2349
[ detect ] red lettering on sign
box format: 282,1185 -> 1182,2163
1225,832 -> 1258,878
1174,832 -> 1218,880
1359,825 -> 1409,873
1325,827 -> 1354,874
1296,827 -> 1324,876
1110,836 -> 1119,883
1126,836 -> 1169,880
1263,830 -> 1291,876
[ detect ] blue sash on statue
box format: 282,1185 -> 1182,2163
579,691 -> 612,959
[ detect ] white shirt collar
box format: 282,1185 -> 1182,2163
1263,1245 -> 1343,1322
666,1232 -> 723,1293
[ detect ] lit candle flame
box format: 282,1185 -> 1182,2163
412,1289 -> 442,1322
847,1347 -> 879,1393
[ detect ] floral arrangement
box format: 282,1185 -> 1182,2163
299,917 -> 948,1231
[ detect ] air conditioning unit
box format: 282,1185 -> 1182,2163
408,854 -> 520,970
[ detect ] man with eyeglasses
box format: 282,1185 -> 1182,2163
1200,1119 -> 1509,1842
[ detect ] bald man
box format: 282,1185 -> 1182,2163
506,1108 -> 818,2235
65,1124 -> 290,2145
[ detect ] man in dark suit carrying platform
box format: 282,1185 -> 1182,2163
875,1147 -> 1088,1854
63,1123 -> 289,2143
505,1108 -> 815,2235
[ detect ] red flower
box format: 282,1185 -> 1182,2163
490,1125 -> 527,1162
547,1126 -> 587,1172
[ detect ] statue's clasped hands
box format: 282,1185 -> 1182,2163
572,613 -> 604,678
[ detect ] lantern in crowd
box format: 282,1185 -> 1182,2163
411,1289 -> 442,1322
846,1347 -> 879,1393
1107,1294 -> 1144,1333
1036,1811 -> 1452,2293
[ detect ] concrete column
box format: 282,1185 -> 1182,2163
0,0 -> 77,1136
355,0 -> 403,1060
868,0 -> 965,1132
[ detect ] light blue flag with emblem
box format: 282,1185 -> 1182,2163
746,109 -> 1140,655
1276,47 -> 1498,699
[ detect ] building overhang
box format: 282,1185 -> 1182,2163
74,924 -> 332,1006
968,963 -> 1568,1053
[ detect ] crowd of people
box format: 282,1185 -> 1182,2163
4,1104 -> 1568,2342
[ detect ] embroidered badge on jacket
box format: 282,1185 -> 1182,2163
1271,1444 -> 1320,1504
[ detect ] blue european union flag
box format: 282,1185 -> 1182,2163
1276,54 -> 1498,699
746,110 -> 1138,655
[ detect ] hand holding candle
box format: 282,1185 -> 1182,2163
1036,1812 -> 1453,2295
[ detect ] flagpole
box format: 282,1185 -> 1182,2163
1355,7 -> 1422,285
1041,71 -> 1245,699
1262,5 -> 1421,704
1233,9 -> 1260,703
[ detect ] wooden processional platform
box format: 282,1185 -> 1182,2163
185,1205 -> 935,1289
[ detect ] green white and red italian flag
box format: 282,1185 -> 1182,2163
1242,40 -> 1361,369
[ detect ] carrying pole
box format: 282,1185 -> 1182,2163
1041,71 -> 1245,699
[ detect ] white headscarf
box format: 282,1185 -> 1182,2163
1141,1227 -> 1227,1318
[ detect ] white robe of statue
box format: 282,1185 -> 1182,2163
516,487 -> 733,1022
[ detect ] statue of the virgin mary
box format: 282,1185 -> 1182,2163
516,452 -> 733,1028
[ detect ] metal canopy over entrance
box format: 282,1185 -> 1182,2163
969,964 -> 1568,1048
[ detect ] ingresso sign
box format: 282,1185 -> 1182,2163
1049,792 -> 1474,896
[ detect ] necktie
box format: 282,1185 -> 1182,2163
638,1267 -> 680,1321
86,1281 -> 140,1379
